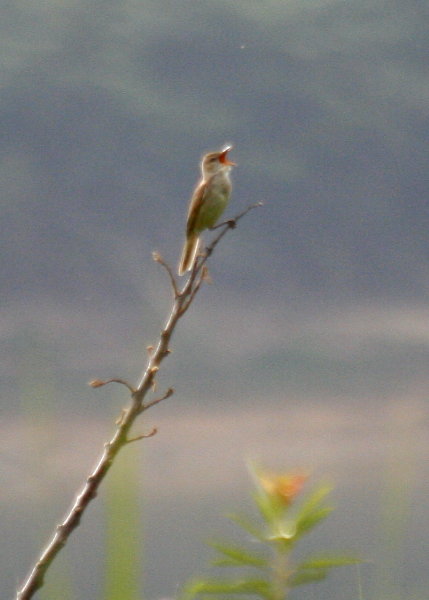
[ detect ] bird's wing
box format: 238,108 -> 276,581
186,179 -> 208,236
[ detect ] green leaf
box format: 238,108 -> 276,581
180,578 -> 214,600
289,569 -> 328,587
182,577 -> 272,600
288,554 -> 362,588
294,484 -> 333,537
296,484 -> 332,515
209,542 -> 268,568
227,512 -> 266,541
298,554 -> 362,570
253,490 -> 284,525
295,506 -> 333,536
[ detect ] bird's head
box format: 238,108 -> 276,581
201,145 -> 236,177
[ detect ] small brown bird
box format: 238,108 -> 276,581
178,145 -> 236,275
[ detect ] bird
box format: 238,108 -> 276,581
178,145 -> 236,275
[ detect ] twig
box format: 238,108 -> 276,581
142,387 -> 175,411
152,251 -> 180,297
126,427 -> 158,444
179,266 -> 206,316
15,202 -> 261,600
199,202 -> 263,269
89,378 -> 136,393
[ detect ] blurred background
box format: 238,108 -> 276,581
1,1 -> 428,598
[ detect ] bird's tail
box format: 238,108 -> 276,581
178,234 -> 200,275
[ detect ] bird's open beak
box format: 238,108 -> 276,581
219,146 -> 236,166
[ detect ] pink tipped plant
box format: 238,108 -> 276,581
181,465 -> 361,600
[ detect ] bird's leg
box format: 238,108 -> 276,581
209,219 -> 236,231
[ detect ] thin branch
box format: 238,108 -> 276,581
16,202 -> 261,600
142,386 -> 175,412
152,251 -> 180,297
197,201 -> 263,272
89,378 -> 136,393
178,266 -> 206,316
126,427 -> 158,444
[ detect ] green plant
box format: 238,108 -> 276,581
181,466 -> 360,600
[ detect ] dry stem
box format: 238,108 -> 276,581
16,202 -> 261,600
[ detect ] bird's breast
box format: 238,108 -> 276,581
195,175 -> 231,231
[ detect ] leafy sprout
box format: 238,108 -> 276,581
181,465 -> 361,600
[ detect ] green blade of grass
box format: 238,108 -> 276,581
209,541 -> 268,568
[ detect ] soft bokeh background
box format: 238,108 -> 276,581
1,1 -> 428,598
